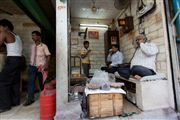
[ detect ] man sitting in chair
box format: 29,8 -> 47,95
101,44 -> 123,73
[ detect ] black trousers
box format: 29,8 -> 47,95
101,66 -> 118,73
0,56 -> 21,109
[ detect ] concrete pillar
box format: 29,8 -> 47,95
56,0 -> 69,108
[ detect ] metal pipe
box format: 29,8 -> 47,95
173,0 -> 180,69
171,9 -> 180,25
173,0 -> 180,41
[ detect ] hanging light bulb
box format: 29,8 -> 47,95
91,5 -> 97,13
91,0 -> 97,13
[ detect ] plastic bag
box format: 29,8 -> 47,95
108,73 -> 115,82
90,70 -> 110,90
101,82 -> 110,90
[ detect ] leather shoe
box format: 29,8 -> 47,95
23,100 -> 35,106
0,108 -> 11,113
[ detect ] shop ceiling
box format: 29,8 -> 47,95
0,0 -> 24,15
70,0 -> 124,26
0,0 -> 55,34
0,0 -> 127,29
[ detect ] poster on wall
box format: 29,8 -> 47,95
88,31 -> 99,39
111,36 -> 117,45
71,38 -> 79,45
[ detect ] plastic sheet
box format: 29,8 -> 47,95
108,73 -> 116,82
90,70 -> 110,90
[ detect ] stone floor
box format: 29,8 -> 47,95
0,94 -> 179,120
0,93 -> 40,120
55,98 -> 179,120
0,100 -> 40,120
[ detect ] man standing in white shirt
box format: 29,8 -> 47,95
101,45 -> 123,73
130,34 -> 158,79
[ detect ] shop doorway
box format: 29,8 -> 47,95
0,0 -> 55,119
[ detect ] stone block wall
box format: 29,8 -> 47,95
119,0 -> 168,74
71,28 -> 107,73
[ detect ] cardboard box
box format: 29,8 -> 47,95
87,93 -> 123,118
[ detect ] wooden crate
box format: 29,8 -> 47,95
87,93 -> 123,118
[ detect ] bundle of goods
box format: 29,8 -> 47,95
86,83 -> 100,90
110,82 -> 124,88
88,71 -> 125,90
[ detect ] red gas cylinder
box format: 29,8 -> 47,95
40,89 -> 56,120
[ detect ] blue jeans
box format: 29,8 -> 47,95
117,67 -> 130,79
27,65 -> 43,101
131,65 -> 156,77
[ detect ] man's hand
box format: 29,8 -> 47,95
81,50 -> 91,58
106,62 -> 112,66
0,32 -> 5,46
108,64 -> 112,68
137,38 -> 144,45
81,54 -> 86,58
88,49 -> 91,53
43,63 -> 48,71
109,51 -> 113,55
44,55 -> 50,71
